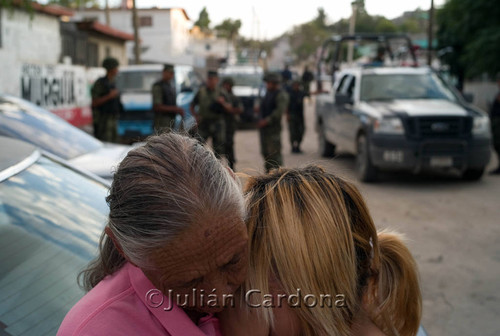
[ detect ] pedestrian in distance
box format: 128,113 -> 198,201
190,71 -> 227,158
301,65 -> 314,97
257,72 -> 289,173
221,77 -> 243,170
152,64 -> 184,134
287,80 -> 306,154
490,73 -> 500,174
281,64 -> 293,87
91,57 -> 122,143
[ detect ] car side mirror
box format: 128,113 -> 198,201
463,92 -> 474,103
335,93 -> 353,106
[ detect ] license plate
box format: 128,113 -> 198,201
430,156 -> 453,167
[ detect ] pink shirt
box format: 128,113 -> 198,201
58,262 -> 222,336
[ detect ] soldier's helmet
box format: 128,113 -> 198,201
221,77 -> 235,86
264,72 -> 281,84
102,57 -> 119,71
163,63 -> 174,72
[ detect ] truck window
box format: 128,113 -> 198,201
116,71 -> 161,93
360,73 -> 458,102
336,75 -> 350,94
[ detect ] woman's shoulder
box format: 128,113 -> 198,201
57,264 -> 149,335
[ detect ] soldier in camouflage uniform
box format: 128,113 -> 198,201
221,77 -> 243,169
152,64 -> 184,134
490,74 -> 500,174
91,57 -> 122,143
258,73 -> 289,172
287,80 -> 306,154
190,71 -> 226,157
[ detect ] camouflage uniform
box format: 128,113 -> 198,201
191,86 -> 226,157
152,79 -> 178,133
91,76 -> 120,142
221,87 -> 243,169
287,86 -> 306,152
259,85 -> 289,172
301,68 -> 314,96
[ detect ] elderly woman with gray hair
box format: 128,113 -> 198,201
58,133 -> 248,336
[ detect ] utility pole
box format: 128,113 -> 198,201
105,0 -> 110,26
347,1 -> 358,64
427,0 -> 434,66
132,0 -> 141,64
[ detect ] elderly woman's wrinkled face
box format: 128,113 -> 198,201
144,214 -> 248,314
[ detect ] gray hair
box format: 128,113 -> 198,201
80,133 -> 245,290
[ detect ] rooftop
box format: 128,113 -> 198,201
76,21 -> 135,41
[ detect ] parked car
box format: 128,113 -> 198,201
218,65 -> 265,127
116,64 -> 202,141
316,66 -> 491,181
0,136 -> 110,335
0,94 -> 132,180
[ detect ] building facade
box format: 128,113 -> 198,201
0,3 -> 131,127
73,7 -> 192,65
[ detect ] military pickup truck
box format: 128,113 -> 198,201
315,34 -> 491,182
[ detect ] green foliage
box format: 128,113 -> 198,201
194,7 -> 211,32
375,18 -> 398,33
437,0 -> 500,79
0,0 -> 32,11
399,19 -> 421,33
289,8 -> 332,62
0,0 -> 34,19
214,18 -> 241,41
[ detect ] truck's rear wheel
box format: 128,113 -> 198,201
356,134 -> 378,182
318,125 -> 336,157
462,168 -> 485,181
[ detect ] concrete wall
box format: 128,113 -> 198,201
0,8 -> 61,97
88,35 -> 128,67
464,81 -> 498,113
0,8 -> 105,126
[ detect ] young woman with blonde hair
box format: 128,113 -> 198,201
220,165 -> 421,336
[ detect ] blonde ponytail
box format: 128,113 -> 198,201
372,231 -> 422,336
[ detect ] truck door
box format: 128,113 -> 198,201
341,75 -> 361,153
334,74 -> 355,149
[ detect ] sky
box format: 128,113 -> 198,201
110,0 -> 446,40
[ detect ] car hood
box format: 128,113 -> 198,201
233,86 -> 259,97
68,143 -> 132,179
359,99 -> 469,118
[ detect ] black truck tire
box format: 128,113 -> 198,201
462,168 -> 485,181
356,134 -> 378,182
318,124 -> 336,157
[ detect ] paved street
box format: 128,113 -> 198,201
233,97 -> 500,336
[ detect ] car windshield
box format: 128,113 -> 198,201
0,97 -> 102,160
0,155 -> 108,335
360,73 -> 458,102
116,70 -> 162,93
223,73 -> 262,88
117,68 -> 200,94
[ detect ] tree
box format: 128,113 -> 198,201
312,7 -> 327,29
437,0 -> 500,86
374,17 -> 398,33
194,7 -> 211,33
289,8 -> 332,63
214,19 -> 241,41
